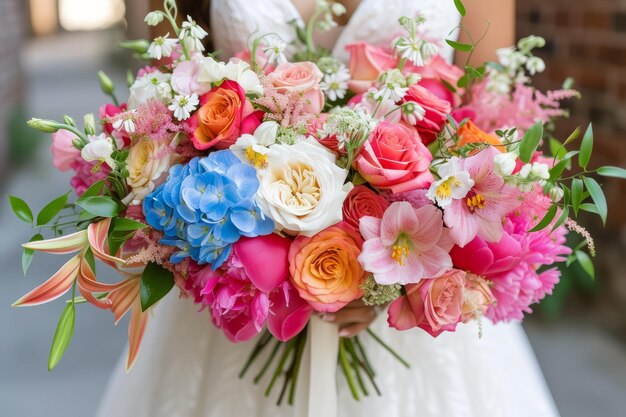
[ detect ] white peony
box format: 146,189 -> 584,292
255,140 -> 351,237
127,71 -> 172,109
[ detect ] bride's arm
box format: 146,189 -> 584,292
455,0 -> 516,66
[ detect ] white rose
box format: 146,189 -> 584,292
125,140 -> 180,205
127,71 -> 172,109
256,140 -> 351,236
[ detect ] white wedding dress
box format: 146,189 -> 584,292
97,1 -> 561,416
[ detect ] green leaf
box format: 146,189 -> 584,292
549,150 -> 580,180
578,123 -> 593,170
563,127 -> 581,146
597,166 -> 626,179
446,40 -> 473,52
519,121 -> 544,163
582,177 -> 607,225
575,250 -> 595,280
112,218 -> 147,232
579,203 -> 600,215
530,204 -> 558,232
454,0 -> 467,16
571,178 -> 584,216
140,262 -> 175,311
22,233 -> 44,275
36,191 -> 70,226
549,138 -> 567,160
81,180 -> 106,198
48,303 -> 75,371
8,195 -> 33,224
457,74 -> 469,88
76,196 -> 120,218
552,204 -> 569,232
441,78 -> 457,93
78,210 -> 99,223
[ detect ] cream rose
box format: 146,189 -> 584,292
256,140 -> 351,236
125,140 -> 179,205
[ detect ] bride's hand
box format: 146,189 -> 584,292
320,299 -> 379,337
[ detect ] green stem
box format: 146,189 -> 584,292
239,331 -> 272,378
254,340 -> 282,384
338,338 -> 360,400
353,336 -> 375,377
288,330 -> 308,405
366,329 -> 410,369
305,9 -> 324,54
345,339 -> 368,396
265,339 -> 296,397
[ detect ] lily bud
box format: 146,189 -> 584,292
83,114 -> 96,136
144,11 -> 164,26
549,187 -> 564,203
97,70 -> 115,95
63,115 -> 76,127
27,118 -> 60,133
119,39 -> 150,54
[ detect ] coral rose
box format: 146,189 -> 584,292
345,42 -> 397,93
288,222 -> 365,313
342,185 -> 389,231
267,62 -> 325,114
387,269 -> 465,337
192,80 -> 263,150
402,84 -> 451,145
355,121 -> 434,193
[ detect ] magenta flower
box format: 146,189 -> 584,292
443,146 -> 521,247
186,234 -> 312,342
358,202 -> 453,285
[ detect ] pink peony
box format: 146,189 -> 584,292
443,147 -> 520,247
267,62 -> 325,114
355,121 -> 434,194
358,202 -> 453,285
387,269 -> 465,336
186,234 -> 312,342
69,159 -> 110,196
170,55 -> 212,96
51,130 -> 80,172
342,185 -> 389,231
402,84 -> 451,145
345,42 -> 397,93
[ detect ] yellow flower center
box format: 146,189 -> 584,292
436,176 -> 461,200
391,235 -> 411,266
466,193 -> 485,212
245,146 -> 268,169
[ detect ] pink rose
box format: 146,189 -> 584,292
345,42 -> 397,93
268,62 -> 325,114
192,80 -> 264,150
342,185 -> 389,231
408,55 -> 464,104
170,55 -> 212,96
388,269 -> 465,337
51,130 -> 80,172
355,121 -> 434,193
402,84 -> 451,145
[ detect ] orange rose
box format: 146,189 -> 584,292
288,222 -> 365,313
455,120 -> 505,154
191,80 -> 263,150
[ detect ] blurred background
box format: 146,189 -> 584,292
0,1 -> 624,416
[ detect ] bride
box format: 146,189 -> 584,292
98,1 -> 561,416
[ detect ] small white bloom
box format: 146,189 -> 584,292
426,158 -> 475,207
549,187 -> 564,203
321,72 -> 349,101
519,163 -> 532,179
180,16 -> 208,40
494,152 -> 518,177
331,2 -> 347,15
373,83 -> 408,103
395,37 -> 439,67
127,71 -> 172,109
81,134 -> 116,169
531,162 -> 550,180
112,115 -> 136,134
147,35 -> 178,60
487,72 -> 512,94
144,11 -> 164,26
263,37 -> 288,65
253,121 -> 279,146
401,101 -> 426,125
526,56 -> 546,75
168,93 -> 199,120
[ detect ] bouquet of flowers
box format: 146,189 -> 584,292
10,0 -> 625,405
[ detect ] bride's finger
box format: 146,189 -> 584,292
338,322 -> 370,338
322,306 -> 376,324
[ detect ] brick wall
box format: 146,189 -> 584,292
517,0 -> 626,329
0,0 -> 26,170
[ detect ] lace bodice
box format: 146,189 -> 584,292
210,0 -> 462,62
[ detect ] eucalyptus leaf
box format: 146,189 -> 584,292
48,303 -> 75,371
519,121 -> 544,163
597,166 -> 626,179
575,250 -> 595,280
76,196 -> 120,218
578,123 -> 593,170
582,177 -> 607,225
36,191 -> 70,226
22,233 -> 44,275
530,204 -> 557,232
140,262 -> 175,311
8,195 -> 33,224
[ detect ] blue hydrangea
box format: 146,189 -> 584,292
143,150 -> 274,269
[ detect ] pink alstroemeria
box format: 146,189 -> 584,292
443,146 -> 521,247
358,202 -> 454,285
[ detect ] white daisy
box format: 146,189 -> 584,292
321,71 -> 349,101
147,34 -> 178,60
168,94 -> 199,121
401,101 -> 426,125
263,37 -> 288,65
